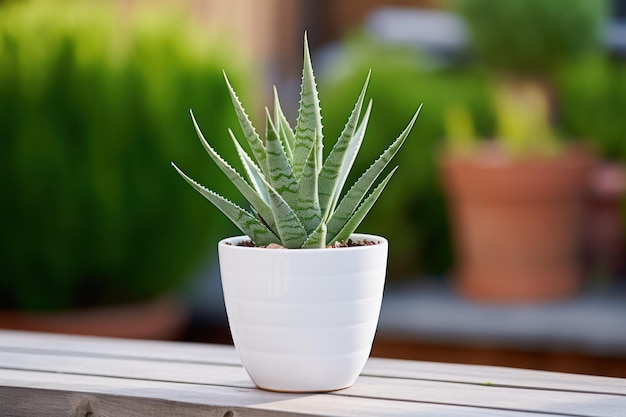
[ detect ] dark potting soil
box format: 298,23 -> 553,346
228,238 -> 381,249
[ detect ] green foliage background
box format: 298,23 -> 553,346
1,0 -> 623,300
0,0 -> 250,310
318,35 -> 626,279
558,56 -> 626,161
319,38 -> 494,278
452,0 -> 607,76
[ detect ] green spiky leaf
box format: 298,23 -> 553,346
293,33 -> 323,179
228,128 -> 270,205
273,86 -> 295,161
224,72 -> 269,177
295,130 -> 322,233
326,105 -> 421,240
301,208 -> 329,249
171,163 -> 279,246
318,72 -> 370,217
262,176 -> 308,248
190,110 -> 277,233
331,166 -> 399,244
265,109 -> 299,211
173,35 -> 420,248
330,100 -> 373,212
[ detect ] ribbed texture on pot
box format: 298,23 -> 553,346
218,234 -> 388,392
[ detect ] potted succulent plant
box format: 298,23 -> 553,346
441,84 -> 592,303
172,36 -> 420,392
439,0 -> 605,303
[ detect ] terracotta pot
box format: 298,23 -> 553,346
440,144 -> 593,303
0,295 -> 189,340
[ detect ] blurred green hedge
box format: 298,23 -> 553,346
0,0 -> 253,310
319,36 -> 626,279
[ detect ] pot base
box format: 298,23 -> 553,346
256,383 -> 353,393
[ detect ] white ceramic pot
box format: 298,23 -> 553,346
218,233 -> 388,392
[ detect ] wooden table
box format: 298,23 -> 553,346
1,330 -> 625,416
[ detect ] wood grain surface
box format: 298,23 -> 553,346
1,330 -> 625,416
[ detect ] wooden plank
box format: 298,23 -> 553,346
2,330 -> 626,416
345,377 -> 626,417
0,330 -> 240,364
363,358 -> 626,396
1,350 -> 625,417
1,369 -> 561,417
2,330 -> 625,396
2,386 -> 289,417
0,350 -> 254,389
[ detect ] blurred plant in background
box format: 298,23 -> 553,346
318,0 -> 620,280
450,0 -> 608,153
2,0 -> 622,298
452,0 -> 607,77
558,55 -> 626,162
319,35 -> 494,278
0,0 -> 254,310
558,54 -> 626,278
491,82 -> 561,157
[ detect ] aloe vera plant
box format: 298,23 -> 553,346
172,37 -> 420,248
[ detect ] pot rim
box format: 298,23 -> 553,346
439,142 -> 594,171
219,233 -> 388,252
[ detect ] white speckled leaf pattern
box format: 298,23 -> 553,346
293,34 -> 323,180
265,109 -> 298,210
295,130 -> 322,235
262,176 -> 307,248
173,35 -> 420,248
